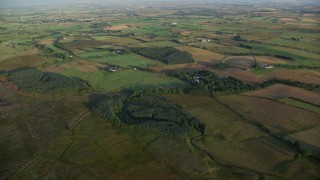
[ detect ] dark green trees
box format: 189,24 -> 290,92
8,68 -> 90,94
131,47 -> 194,64
91,94 -> 205,137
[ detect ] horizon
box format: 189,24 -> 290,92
1,0 -> 320,8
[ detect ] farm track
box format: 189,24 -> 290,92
59,111 -> 90,159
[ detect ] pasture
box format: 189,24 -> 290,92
60,69 -> 189,92
215,68 -> 270,84
223,56 -> 255,69
279,97 -> 320,113
244,84 -> 320,106
218,95 -> 320,134
266,69 -> 320,85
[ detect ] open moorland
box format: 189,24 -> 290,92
0,1 -> 319,179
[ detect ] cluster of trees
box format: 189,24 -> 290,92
239,44 -> 253,49
91,94 -> 206,137
129,88 -> 185,98
90,22 -> 110,29
174,71 -> 253,96
91,94 -> 124,125
131,47 -> 194,64
35,44 -> 55,57
125,96 -> 206,136
8,68 -> 90,94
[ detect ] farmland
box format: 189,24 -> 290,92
0,1 -> 320,179
244,84 -> 320,106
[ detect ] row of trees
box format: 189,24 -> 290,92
53,38 -> 75,57
255,78 -> 320,91
274,64 -> 320,70
131,47 -> 194,64
8,68 -> 90,94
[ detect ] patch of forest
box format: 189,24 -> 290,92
90,93 -> 205,137
131,47 -> 194,65
174,71 -> 253,96
7,68 -> 90,94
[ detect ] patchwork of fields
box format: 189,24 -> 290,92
0,1 -> 319,179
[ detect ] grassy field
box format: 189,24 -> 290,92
222,56 -> 255,69
218,95 -> 320,134
215,68 -> 270,84
266,69 -> 320,85
244,84 -> 320,106
279,97 -> 320,113
84,53 -> 158,68
60,69 -> 189,92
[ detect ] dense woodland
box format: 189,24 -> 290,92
174,71 -> 253,96
91,94 -> 205,137
7,68 -> 90,94
131,47 -> 194,64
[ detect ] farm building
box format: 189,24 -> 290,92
107,66 -> 119,72
259,63 -> 274,69
113,49 -> 124,54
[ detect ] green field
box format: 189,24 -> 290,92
60,69 -> 189,92
279,97 -> 320,113
85,53 -> 158,68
